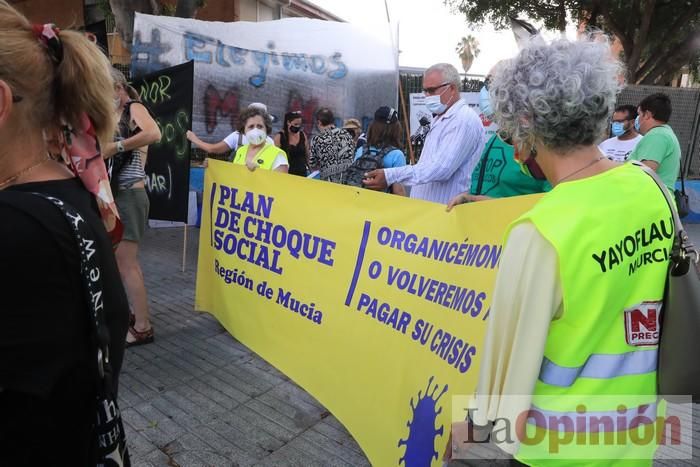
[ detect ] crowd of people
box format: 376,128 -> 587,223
0,0 -> 690,463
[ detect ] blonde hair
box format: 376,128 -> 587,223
111,67 -> 140,101
0,0 -> 116,144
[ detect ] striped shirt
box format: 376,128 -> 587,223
385,99 -> 485,204
117,150 -> 146,189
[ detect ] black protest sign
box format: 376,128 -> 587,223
131,61 -> 194,222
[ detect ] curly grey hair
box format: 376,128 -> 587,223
425,63 -> 461,89
489,36 -> 623,152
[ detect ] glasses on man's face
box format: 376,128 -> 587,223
422,82 -> 450,95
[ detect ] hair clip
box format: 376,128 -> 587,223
32,23 -> 63,65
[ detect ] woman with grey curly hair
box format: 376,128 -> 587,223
449,37 -> 673,465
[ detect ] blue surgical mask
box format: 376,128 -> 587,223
479,86 -> 493,118
611,121 -> 625,137
634,115 -> 641,132
425,94 -> 446,115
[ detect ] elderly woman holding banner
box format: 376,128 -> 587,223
447,36 -> 672,465
233,106 -> 288,173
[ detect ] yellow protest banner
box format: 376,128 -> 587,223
195,160 -> 540,466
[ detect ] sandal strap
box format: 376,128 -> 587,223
128,325 -> 153,340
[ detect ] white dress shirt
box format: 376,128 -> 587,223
384,99 -> 485,204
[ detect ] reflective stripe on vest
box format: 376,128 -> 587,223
528,402 -> 657,433
539,348 -> 658,387
505,164 -> 670,463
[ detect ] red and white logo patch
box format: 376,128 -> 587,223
624,301 -> 662,346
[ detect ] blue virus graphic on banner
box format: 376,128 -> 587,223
398,376 -> 448,466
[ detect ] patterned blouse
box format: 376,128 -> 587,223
309,126 -> 355,183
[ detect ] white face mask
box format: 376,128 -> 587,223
245,128 -> 267,145
425,93 -> 447,115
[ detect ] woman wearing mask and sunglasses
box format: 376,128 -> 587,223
274,110 -> 308,176
233,107 -> 288,173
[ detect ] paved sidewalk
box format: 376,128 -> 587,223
123,226 -> 699,466
121,227 -> 370,467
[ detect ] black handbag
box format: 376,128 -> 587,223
637,163 -> 700,402
33,193 -> 131,466
674,187 -> 690,219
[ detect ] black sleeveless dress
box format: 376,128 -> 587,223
279,131 -> 307,176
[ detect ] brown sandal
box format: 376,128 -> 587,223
126,325 -> 154,348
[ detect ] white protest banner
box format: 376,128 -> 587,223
132,14 -> 398,141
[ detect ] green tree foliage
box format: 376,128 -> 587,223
447,0 -> 700,85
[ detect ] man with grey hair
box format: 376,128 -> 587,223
363,63 -> 485,203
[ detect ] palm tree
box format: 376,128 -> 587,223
455,35 -> 480,74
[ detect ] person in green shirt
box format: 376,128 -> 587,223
629,92 -> 681,192
446,78 -> 550,210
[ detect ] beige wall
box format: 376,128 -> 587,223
10,0 -> 85,28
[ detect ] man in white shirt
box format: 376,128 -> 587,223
363,63 -> 485,204
186,102 -> 275,158
598,104 -> 642,162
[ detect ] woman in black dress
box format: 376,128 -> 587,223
274,110 -> 309,176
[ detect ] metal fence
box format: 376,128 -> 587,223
617,85 -> 700,178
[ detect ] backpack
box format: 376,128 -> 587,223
342,145 -> 395,188
225,132 -> 245,162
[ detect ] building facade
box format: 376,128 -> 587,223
10,0 -> 343,66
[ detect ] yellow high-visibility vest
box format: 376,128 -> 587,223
233,143 -> 287,170
506,163 -> 673,466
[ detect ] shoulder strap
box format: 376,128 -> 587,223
378,145 -> 397,157
475,136 -> 498,195
26,192 -> 130,464
680,140 -> 689,194
233,144 -> 246,164
632,161 -> 698,263
29,193 -> 112,389
126,99 -> 156,120
237,131 -> 243,149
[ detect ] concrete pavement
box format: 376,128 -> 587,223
120,227 -> 370,466
121,224 -> 700,466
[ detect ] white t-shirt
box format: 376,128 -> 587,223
269,153 -> 288,171
598,135 -> 643,162
223,131 -> 275,151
